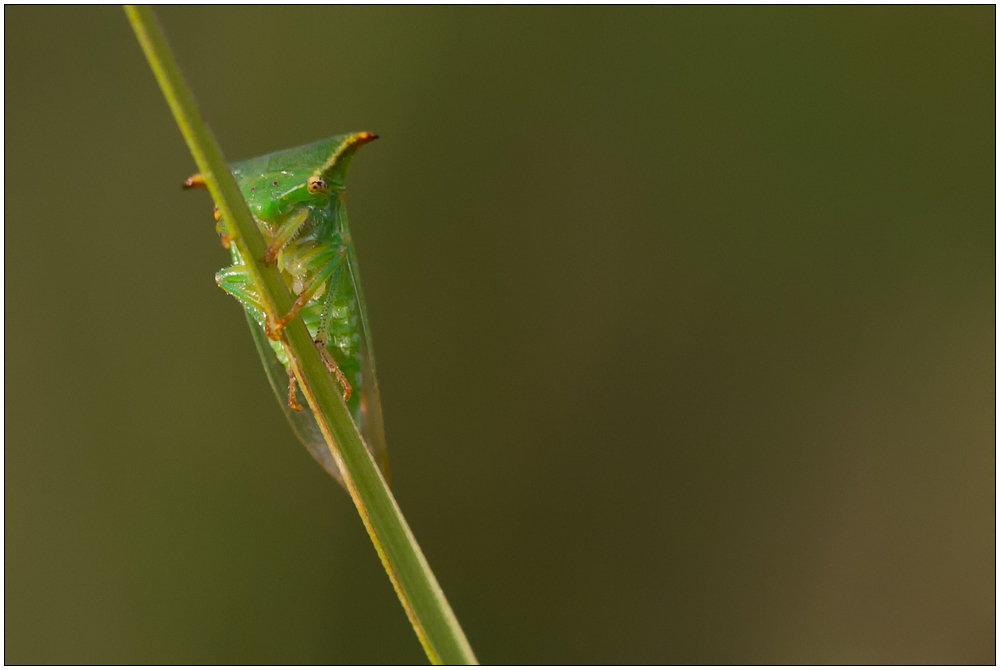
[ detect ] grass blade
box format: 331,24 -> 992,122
124,6 -> 477,664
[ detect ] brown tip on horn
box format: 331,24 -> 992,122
183,174 -> 207,190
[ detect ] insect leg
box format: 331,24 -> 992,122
213,206 -> 234,249
317,346 -> 352,402
286,369 -> 303,412
183,174 -> 233,248
313,264 -> 343,349
216,265 -> 266,321
263,208 -> 311,265
266,246 -> 347,338
310,275 -> 353,401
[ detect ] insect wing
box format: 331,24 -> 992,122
344,227 -> 390,480
243,307 -> 346,486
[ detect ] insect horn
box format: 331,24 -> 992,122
182,173 -> 207,190
314,132 -> 379,187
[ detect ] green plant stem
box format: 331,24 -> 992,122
124,6 -> 477,665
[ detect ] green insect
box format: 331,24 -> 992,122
185,133 -> 388,487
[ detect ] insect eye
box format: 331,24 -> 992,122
307,176 -> 330,194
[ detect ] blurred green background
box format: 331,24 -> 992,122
5,6 -> 994,664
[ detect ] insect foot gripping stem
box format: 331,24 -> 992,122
315,340 -> 352,401
264,316 -> 285,342
265,306 -> 299,341
287,370 -> 303,412
213,206 -> 234,249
